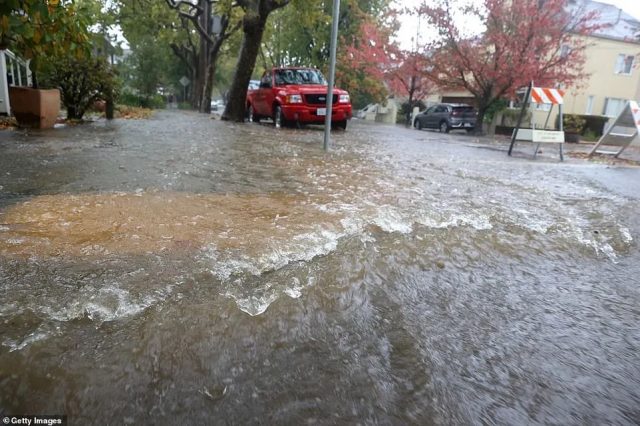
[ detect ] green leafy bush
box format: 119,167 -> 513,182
582,129 -> 599,142
41,55 -> 120,120
563,114 -> 587,134
118,91 -> 165,109
581,115 -> 608,137
396,100 -> 427,124
483,99 -> 508,123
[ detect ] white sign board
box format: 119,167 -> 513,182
211,16 -> 223,35
589,101 -> 640,158
179,76 -> 190,87
513,129 -> 565,144
533,130 -> 565,143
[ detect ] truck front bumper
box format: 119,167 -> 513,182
282,104 -> 352,123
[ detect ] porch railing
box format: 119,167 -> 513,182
1,50 -> 32,115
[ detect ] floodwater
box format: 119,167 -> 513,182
1,111 -> 639,424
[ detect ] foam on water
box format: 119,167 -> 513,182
4,329 -> 52,353
0,281 -> 180,351
226,291 -> 280,317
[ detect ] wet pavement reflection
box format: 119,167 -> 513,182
1,111 -> 639,424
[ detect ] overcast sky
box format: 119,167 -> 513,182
394,0 -> 640,50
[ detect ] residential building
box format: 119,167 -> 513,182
423,0 -> 640,132
562,0 -> 640,120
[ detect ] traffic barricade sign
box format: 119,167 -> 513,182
508,82 -> 566,161
588,101 -> 639,158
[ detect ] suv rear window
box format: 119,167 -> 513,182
453,106 -> 474,112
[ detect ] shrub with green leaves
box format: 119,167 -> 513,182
118,91 -> 165,109
563,114 -> 587,134
41,55 -> 120,120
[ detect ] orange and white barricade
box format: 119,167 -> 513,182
508,82 -> 566,161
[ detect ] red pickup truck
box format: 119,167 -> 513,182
246,67 -> 352,130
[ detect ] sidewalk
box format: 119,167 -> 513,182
477,133 -> 640,166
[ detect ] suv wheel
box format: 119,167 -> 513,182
335,120 -> 347,130
416,120 -> 423,130
439,121 -> 450,133
274,105 -> 285,128
248,105 -> 259,123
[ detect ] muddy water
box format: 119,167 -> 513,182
1,111 -> 639,424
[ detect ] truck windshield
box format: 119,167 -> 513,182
274,69 -> 327,86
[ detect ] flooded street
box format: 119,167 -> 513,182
1,110 -> 639,424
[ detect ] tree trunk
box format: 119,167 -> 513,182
221,14 -> 267,122
407,76 -> 415,126
106,100 -> 114,120
200,41 -> 224,114
475,103 -> 487,136
67,105 -> 84,120
200,64 -> 214,114
200,19 -> 228,114
193,56 -> 205,109
197,0 -> 211,113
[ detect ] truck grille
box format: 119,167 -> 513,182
305,94 -> 338,105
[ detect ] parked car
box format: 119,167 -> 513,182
210,99 -> 225,112
246,67 -> 352,129
414,103 -> 477,133
248,80 -> 260,91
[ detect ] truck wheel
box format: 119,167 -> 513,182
335,120 -> 347,130
274,105 -> 286,128
248,104 -> 260,123
439,121 -> 450,133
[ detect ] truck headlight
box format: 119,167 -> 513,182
339,94 -> 350,103
287,94 -> 303,104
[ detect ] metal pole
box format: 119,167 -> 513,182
323,0 -> 341,151
558,102 -> 564,161
508,81 -> 533,156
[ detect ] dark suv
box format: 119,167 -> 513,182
414,103 -> 477,133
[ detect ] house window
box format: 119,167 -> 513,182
603,98 -> 626,117
585,95 -> 594,115
560,44 -> 571,58
614,54 -> 634,75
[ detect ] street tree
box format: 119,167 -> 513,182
0,0 -> 92,88
415,0 -> 601,133
339,14 -> 398,108
222,0 -> 293,122
164,0 -> 241,113
118,0 -> 241,111
387,52 -> 433,124
252,0 -> 397,110
259,0 -> 329,69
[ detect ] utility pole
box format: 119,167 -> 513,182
323,0 -> 341,151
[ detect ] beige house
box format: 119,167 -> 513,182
557,0 -> 640,121
423,0 -> 640,132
